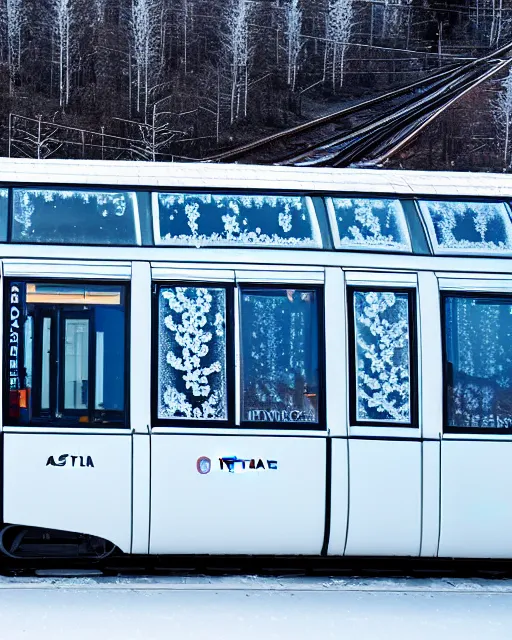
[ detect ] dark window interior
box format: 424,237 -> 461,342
444,293 -> 512,432
6,281 -> 127,426
0,189 -> 7,242
240,287 -> 320,425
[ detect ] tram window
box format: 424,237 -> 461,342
326,197 -> 412,252
444,294 -> 512,432
5,281 -> 127,426
157,285 -> 230,422
0,189 -> 7,242
153,192 -> 322,249
240,287 -> 321,426
418,200 -> 512,254
12,189 -> 141,245
349,289 -> 415,426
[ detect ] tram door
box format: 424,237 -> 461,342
2,261 -> 133,553
330,271 -> 423,557
437,276 -> 512,558
148,265 -> 328,555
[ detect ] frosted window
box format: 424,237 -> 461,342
328,197 -> 411,251
419,200 -> 512,253
352,290 -> 412,424
444,295 -> 512,430
158,286 -> 228,421
12,189 -> 140,245
241,288 -> 320,424
155,192 -> 321,248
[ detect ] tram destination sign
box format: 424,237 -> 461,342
9,284 -> 21,391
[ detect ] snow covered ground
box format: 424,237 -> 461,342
0,575 -> 512,639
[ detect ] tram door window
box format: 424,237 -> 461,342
5,281 -> 127,426
156,285 -> 232,424
348,288 -> 417,427
443,293 -> 512,432
239,287 -> 322,426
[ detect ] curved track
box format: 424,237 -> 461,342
205,42 -> 512,167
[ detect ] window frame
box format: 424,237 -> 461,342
3,278 -> 130,428
238,282 -> 326,431
151,190 -> 324,250
347,285 -> 418,429
441,289 -> 512,435
417,197 -> 512,257
9,186 -> 143,247
152,281 -> 236,428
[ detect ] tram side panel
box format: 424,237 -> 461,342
437,277 -> 512,559
3,433 -> 132,552
2,270 -> 133,553
341,272 -> 422,557
149,434 -> 326,555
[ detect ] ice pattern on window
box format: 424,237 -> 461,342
158,286 -> 227,421
353,290 -> 411,423
12,189 -> 138,244
445,296 -> 512,429
156,193 -> 321,248
330,198 -> 411,251
241,289 -> 319,423
419,200 -> 512,253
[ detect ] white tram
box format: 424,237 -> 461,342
0,158 -> 511,560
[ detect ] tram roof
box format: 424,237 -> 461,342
0,158 -> 510,198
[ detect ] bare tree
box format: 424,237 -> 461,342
382,0 -> 411,40
48,0 -> 73,108
285,0 -> 302,92
325,0 -> 353,91
222,0 -> 252,124
6,0 -> 23,95
93,0 -> 106,21
494,67 -> 512,169
489,0 -> 504,46
131,0 -> 162,119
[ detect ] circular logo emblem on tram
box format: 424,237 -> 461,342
197,456 -> 211,474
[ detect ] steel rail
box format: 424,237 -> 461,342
203,65 -> 462,162
278,55 -> 511,167
332,58 -> 511,167
356,58 -> 512,168
204,41 -> 512,165
271,66 -> 474,165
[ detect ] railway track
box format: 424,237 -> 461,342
204,64 -> 462,164
282,57 -> 511,167
206,42 -> 512,167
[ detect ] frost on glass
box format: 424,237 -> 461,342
156,192 -> 321,248
353,291 -> 411,423
445,296 -> 512,430
241,288 -> 319,424
330,197 -> 411,251
158,286 -> 227,421
12,189 -> 138,245
419,200 -> 512,253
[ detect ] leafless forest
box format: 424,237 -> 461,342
1,0 -> 512,167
